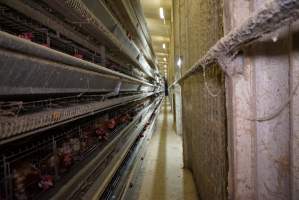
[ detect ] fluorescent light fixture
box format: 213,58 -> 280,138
163,57 -> 167,62
159,7 -> 165,19
162,43 -> 166,49
177,57 -> 182,67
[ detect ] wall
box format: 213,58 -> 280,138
172,0 -> 228,199
171,0 -> 299,199
224,0 -> 299,199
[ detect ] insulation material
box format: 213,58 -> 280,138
173,0 -> 227,199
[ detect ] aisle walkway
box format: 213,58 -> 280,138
132,100 -> 198,200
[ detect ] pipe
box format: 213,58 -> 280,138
170,0 -> 299,87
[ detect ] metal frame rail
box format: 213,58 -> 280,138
0,93 -> 154,145
0,30 -> 154,93
0,0 -> 155,79
0,1 -> 146,80
105,0 -> 157,71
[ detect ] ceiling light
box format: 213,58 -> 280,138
177,57 -> 182,67
163,57 -> 167,62
162,43 -> 166,49
159,7 -> 165,19
164,65 -> 167,68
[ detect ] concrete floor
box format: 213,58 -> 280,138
132,100 -> 198,200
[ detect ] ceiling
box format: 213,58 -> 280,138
140,0 -> 172,77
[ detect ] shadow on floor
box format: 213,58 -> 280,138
150,100 -> 168,199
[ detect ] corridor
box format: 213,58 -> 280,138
131,100 -> 198,200
1,0 -> 299,199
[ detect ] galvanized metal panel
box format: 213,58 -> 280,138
0,49 -> 138,95
0,31 -> 156,96
0,31 -> 152,86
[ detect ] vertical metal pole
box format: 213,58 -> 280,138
3,156 -> 8,199
100,45 -> 106,67
92,52 -> 96,63
52,136 -> 59,180
46,33 -> 50,47
3,155 -> 12,200
7,162 -> 12,200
